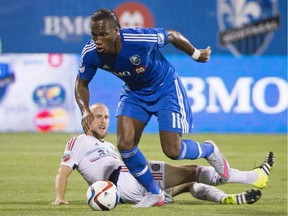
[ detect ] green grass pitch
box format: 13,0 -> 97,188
0,133 -> 287,216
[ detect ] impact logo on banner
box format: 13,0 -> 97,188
217,0 -> 280,55
115,2 -> 154,27
0,63 -> 15,103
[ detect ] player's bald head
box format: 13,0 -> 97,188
89,103 -> 109,116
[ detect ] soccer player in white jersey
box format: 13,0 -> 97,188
51,103 -> 274,206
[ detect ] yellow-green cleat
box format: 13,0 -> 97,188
221,189 -> 262,205
252,152 -> 275,189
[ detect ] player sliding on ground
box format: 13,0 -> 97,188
51,103 -> 275,207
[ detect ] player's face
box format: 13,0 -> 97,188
90,106 -> 110,140
91,19 -> 119,54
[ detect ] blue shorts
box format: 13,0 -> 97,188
116,77 -> 194,133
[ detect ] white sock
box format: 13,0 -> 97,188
197,166 -> 258,185
196,166 -> 220,185
189,182 -> 225,203
228,169 -> 258,184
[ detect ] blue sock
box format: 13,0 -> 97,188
119,146 -> 160,194
177,140 -> 214,160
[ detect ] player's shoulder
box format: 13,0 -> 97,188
75,134 -> 89,141
83,135 -> 115,150
67,134 -> 95,145
67,134 -> 116,150
66,134 -> 85,145
121,28 -> 167,46
121,27 -> 166,34
81,39 -> 96,58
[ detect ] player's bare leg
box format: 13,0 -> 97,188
118,116 -> 164,208
164,163 -> 197,188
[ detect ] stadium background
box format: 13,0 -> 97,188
0,0 -> 287,134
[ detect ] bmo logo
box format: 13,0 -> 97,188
182,77 -> 288,114
115,2 -> 154,28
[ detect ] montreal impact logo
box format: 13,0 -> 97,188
0,63 -> 14,103
217,0 -> 280,56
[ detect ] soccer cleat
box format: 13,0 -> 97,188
132,191 -> 165,208
205,140 -> 230,181
221,189 -> 262,205
251,152 -> 275,189
163,188 -> 174,203
260,151 -> 275,171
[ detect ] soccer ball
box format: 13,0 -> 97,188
86,180 -> 120,211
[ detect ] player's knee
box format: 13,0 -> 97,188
161,139 -> 182,160
117,137 -> 134,151
160,131 -> 182,159
163,148 -> 181,160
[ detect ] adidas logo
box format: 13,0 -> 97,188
103,65 -> 110,69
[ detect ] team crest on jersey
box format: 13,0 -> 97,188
135,66 -> 146,74
217,0 -> 280,56
129,55 -> 141,65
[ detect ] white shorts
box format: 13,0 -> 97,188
117,160 -> 172,204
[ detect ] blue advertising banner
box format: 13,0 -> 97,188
88,55 -> 287,133
0,53 -> 286,133
0,0 -> 286,133
0,0 -> 287,55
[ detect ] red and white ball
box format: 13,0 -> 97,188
86,180 -> 120,211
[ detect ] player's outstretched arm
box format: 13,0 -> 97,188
75,76 -> 94,134
167,29 -> 211,63
51,165 -> 73,205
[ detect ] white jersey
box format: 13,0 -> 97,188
60,134 -> 171,203
61,134 -> 121,185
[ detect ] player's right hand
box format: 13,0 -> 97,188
51,198 -> 69,205
81,111 -> 94,135
196,46 -> 212,63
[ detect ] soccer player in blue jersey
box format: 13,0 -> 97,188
75,8 -> 229,208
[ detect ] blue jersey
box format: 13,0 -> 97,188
79,27 -> 193,133
79,28 -> 178,101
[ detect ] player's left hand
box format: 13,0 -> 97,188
51,198 -> 69,205
81,110 -> 94,135
196,46 -> 212,63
